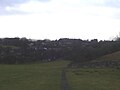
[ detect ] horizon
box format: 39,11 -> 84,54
0,36 -> 118,41
0,0 -> 120,40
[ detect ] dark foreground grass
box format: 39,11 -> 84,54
67,68 -> 120,90
0,60 -> 70,90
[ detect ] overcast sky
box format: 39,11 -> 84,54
0,0 -> 120,40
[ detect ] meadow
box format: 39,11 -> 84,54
0,60 -> 69,90
67,68 -> 120,90
1,59 -> 120,90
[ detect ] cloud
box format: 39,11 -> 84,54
0,0 -> 28,7
0,0 -> 50,15
104,0 -> 120,8
0,0 -> 120,19
0,0 -> 49,6
7,1 -> 50,13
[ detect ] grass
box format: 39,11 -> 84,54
0,60 -> 70,90
67,68 -> 120,90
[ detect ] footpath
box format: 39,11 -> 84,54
61,68 -> 70,90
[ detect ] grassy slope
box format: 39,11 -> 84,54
0,60 -> 70,90
67,68 -> 120,90
95,51 -> 120,61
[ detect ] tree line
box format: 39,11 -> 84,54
0,37 -> 120,64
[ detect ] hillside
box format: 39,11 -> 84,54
72,51 -> 120,68
95,51 -> 120,61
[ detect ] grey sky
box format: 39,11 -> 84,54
0,0 -> 120,40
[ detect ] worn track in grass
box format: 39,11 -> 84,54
61,68 -> 70,90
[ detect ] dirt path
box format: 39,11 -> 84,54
61,68 -> 70,90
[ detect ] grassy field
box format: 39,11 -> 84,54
67,68 -> 120,90
1,59 -> 120,90
0,60 -> 70,90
